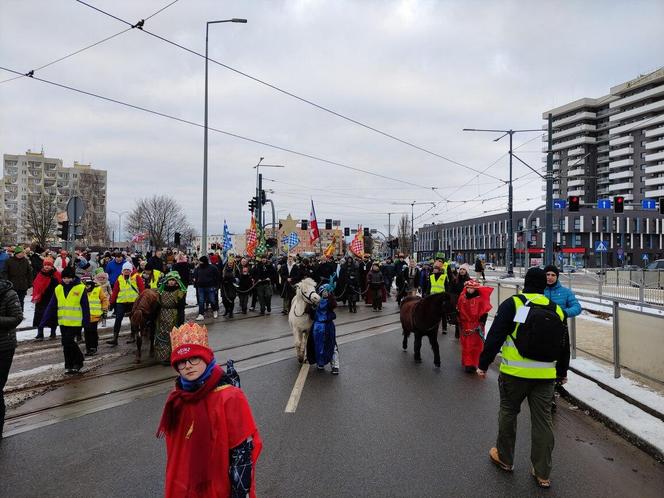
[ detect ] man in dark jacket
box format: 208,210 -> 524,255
252,256 -> 276,315
149,249 -> 165,273
4,246 -> 32,311
193,256 -> 220,320
381,258 -> 395,299
280,255 -> 302,314
0,278 -> 23,437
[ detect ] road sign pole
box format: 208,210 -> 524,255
545,113 -> 554,266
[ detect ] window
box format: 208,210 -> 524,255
574,218 -> 581,230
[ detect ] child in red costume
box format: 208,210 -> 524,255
456,279 -> 493,373
157,323 -> 262,497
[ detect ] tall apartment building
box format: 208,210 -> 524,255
1,150 -> 107,245
543,68 -> 664,206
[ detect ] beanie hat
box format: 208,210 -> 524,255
523,267 -> 547,293
62,266 -> 76,278
13,245 -> 24,254
43,256 -> 55,266
94,271 -> 109,285
94,267 -> 105,275
544,264 -> 560,277
170,323 -> 214,369
199,256 -> 208,264
459,263 -> 471,273
122,261 -> 133,272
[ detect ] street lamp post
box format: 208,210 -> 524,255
111,210 -> 128,248
202,18 -> 247,254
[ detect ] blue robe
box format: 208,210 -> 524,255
312,297 -> 337,367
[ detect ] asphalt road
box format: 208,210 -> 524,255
1,312 -> 663,497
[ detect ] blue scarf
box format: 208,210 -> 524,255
179,359 -> 217,392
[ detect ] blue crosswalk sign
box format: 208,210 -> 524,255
643,254 -> 649,261
594,240 -> 609,253
597,199 -> 611,209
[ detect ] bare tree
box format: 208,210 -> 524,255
25,192 -> 59,248
125,195 -> 190,249
397,214 -> 412,256
76,170 -> 107,246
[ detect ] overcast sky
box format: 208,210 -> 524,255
1,0 -> 663,239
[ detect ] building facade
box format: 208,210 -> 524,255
543,68 -> 664,206
415,208 -> 664,268
2,150 -> 107,246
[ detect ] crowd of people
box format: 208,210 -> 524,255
0,242 -> 583,490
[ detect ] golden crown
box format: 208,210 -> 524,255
170,322 -> 210,351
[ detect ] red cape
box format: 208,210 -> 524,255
164,384 -> 262,498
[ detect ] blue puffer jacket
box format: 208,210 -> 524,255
544,280 -> 581,318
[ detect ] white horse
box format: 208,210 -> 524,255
288,278 -> 321,363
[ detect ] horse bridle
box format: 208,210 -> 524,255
292,286 -> 318,317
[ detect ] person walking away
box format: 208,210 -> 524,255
457,279 -> 492,372
308,280 -> 340,374
475,257 -> 486,282
237,266 -> 253,314
447,263 -> 471,338
82,275 -> 108,356
429,261 -> 448,333
107,262 -> 145,346
544,264 -> 579,410
476,267 -> 566,489
0,278 -> 22,438
157,323 -> 262,498
193,256 -> 220,320
32,256 -> 61,340
221,259 -> 237,318
4,246 -> 32,312
367,263 -> 385,311
40,266 -> 89,374
339,256 -> 360,313
252,256 -> 275,315
154,272 -> 187,365
172,253 -> 191,287
381,257 -> 395,299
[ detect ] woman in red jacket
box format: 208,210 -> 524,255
456,279 -> 493,373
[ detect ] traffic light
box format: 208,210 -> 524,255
266,237 -> 277,248
301,219 -> 308,230
568,196 -> 580,212
660,197 -> 664,215
614,196 -> 624,213
325,218 -> 332,230
363,227 -> 370,236
260,190 -> 267,205
248,198 -> 256,212
174,232 -> 181,246
344,227 -> 350,237
58,220 -> 69,240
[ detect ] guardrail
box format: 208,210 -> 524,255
486,281 -> 664,383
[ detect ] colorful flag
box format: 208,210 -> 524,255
282,231 -> 300,249
223,220 -> 233,253
309,199 -> 320,244
323,235 -> 337,258
255,229 -> 268,256
349,225 -> 364,257
246,215 -> 257,257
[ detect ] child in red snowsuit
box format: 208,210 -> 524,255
456,279 -> 493,373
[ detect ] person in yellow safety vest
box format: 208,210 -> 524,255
141,262 -> 163,290
81,276 -> 109,356
476,267 -> 568,490
39,266 -> 90,374
429,261 -> 449,334
107,261 -> 145,346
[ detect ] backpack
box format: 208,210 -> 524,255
508,294 -> 565,362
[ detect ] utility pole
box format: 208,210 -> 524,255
463,127 -> 542,276
253,158 -> 284,232
545,113 -> 554,266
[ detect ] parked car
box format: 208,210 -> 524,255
646,259 -> 664,270
485,262 -> 495,270
562,264 -> 576,273
621,264 -> 640,271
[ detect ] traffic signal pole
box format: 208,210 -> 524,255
545,113 -> 554,266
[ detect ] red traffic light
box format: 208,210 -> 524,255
568,196 -> 580,212
614,196 -> 624,213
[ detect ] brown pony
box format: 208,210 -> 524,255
130,289 -> 160,362
400,292 -> 457,367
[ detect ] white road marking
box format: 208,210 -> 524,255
285,362 -> 310,413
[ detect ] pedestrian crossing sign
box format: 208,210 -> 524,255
594,240 -> 608,253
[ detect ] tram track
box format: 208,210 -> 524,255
5,312 -> 401,423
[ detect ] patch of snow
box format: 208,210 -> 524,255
566,371 -> 664,455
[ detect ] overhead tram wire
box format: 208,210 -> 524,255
73,0 -> 505,183
0,66 -> 437,190
0,0 -> 180,85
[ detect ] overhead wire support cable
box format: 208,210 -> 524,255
0,65 -> 435,190
73,0 -> 505,182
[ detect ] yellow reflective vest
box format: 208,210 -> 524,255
87,287 -> 103,318
117,274 -> 139,303
145,269 -> 162,289
429,273 -> 447,294
55,283 -> 86,327
499,293 -> 565,380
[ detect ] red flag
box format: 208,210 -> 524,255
246,215 -> 257,257
309,199 -> 320,244
350,225 -> 364,257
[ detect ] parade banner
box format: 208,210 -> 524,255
350,225 -> 364,257
282,231 -> 300,251
323,235 -> 336,257
246,215 -> 257,257
309,199 -> 320,244
223,220 -> 233,253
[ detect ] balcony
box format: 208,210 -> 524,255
552,123 -> 596,141
597,145 -> 609,153
597,155 -> 610,164
609,135 -> 634,147
597,176 -> 610,184
645,187 -> 664,197
609,182 -> 634,191
611,113 -> 664,135
609,146 -> 634,158
610,83 -> 664,109
644,126 -> 664,138
567,159 -> 584,168
645,138 -> 664,151
568,179 -> 585,187
549,136 -> 596,152
609,158 -> 634,169
610,98 -> 664,123
567,147 -> 585,157
568,189 -> 585,196
552,111 -> 597,128
608,170 -> 633,181
597,166 -> 610,175
645,164 -> 664,175
645,151 -> 664,163
645,176 -> 664,187
568,167 -> 585,177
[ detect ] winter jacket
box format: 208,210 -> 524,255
29,253 -> 43,279
193,263 -> 220,288
5,256 -> 33,291
105,258 -> 126,287
251,263 -> 276,286
0,250 -> 9,276
172,261 -> 191,287
54,255 -> 69,273
544,281 -> 581,319
40,278 -> 91,329
367,270 -> 385,288
0,279 -> 23,351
